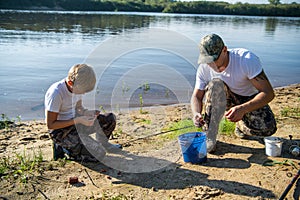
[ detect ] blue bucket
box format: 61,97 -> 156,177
178,132 -> 207,164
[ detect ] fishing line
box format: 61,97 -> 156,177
121,125 -> 195,146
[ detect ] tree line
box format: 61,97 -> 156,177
0,0 -> 299,17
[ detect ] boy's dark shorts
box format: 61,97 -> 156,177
50,113 -> 116,159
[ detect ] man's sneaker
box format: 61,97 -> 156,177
204,79 -> 226,153
206,139 -> 217,153
235,127 -> 246,139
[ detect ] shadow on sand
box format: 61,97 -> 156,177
79,139 -> 278,199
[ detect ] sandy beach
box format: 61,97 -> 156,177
0,83 -> 299,200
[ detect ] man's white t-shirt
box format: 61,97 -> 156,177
195,48 -> 262,96
44,79 -> 82,120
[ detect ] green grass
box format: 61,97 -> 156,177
159,118 -> 236,140
0,149 -> 44,183
102,193 -> 129,200
136,118 -> 151,124
159,119 -> 202,140
133,116 -> 151,124
0,113 -> 22,130
280,107 -> 300,117
0,157 -> 10,175
0,113 -> 14,130
218,118 -> 236,136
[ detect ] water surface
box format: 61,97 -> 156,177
0,10 -> 299,120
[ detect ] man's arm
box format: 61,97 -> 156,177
249,70 -> 275,107
225,70 -> 275,122
191,88 -> 205,127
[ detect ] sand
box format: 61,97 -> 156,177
0,84 -> 299,200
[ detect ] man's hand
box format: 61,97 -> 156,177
193,113 -> 205,127
225,105 -> 246,122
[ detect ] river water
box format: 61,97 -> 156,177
0,10 -> 299,120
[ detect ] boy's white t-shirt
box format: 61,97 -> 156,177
44,79 -> 82,120
195,48 -> 262,96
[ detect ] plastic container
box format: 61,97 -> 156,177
178,132 -> 207,164
264,136 -> 283,157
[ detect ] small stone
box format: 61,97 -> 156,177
68,177 -> 79,184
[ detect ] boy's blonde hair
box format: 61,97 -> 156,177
68,64 -> 96,93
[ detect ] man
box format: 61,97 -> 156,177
191,33 -> 277,153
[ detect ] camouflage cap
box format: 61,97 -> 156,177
198,34 -> 224,64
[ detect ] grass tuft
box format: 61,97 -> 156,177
0,149 -> 44,183
160,119 -> 202,140
160,118 -> 236,140
218,118 -> 236,136
280,107 -> 300,118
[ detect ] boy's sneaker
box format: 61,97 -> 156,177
53,142 -> 72,161
80,155 -> 99,162
106,143 -> 123,153
112,144 -> 123,149
204,79 -> 226,153
53,142 -> 66,161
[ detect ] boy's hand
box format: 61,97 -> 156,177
94,110 -> 100,116
84,110 -> 100,117
75,115 -> 97,126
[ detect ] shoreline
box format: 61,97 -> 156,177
1,4 -> 300,18
273,82 -> 300,89
7,82 -> 299,122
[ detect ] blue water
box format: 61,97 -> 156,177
0,10 -> 299,120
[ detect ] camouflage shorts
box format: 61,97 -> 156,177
204,79 -> 277,136
50,113 -> 116,158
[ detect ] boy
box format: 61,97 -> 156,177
45,63 -> 118,161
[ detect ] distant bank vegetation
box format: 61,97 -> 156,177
0,0 -> 299,17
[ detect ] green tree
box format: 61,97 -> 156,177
268,0 -> 281,5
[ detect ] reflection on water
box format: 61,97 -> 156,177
2,10 -> 299,35
265,17 -> 278,35
0,11 -> 151,34
0,10 -> 299,119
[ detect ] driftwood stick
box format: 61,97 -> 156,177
84,168 -> 99,188
31,183 -> 50,200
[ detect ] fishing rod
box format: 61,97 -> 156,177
279,169 -> 300,200
121,125 -> 195,146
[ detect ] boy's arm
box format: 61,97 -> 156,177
46,100 -> 97,130
75,100 -> 100,116
46,110 -> 96,130
46,111 -> 75,129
